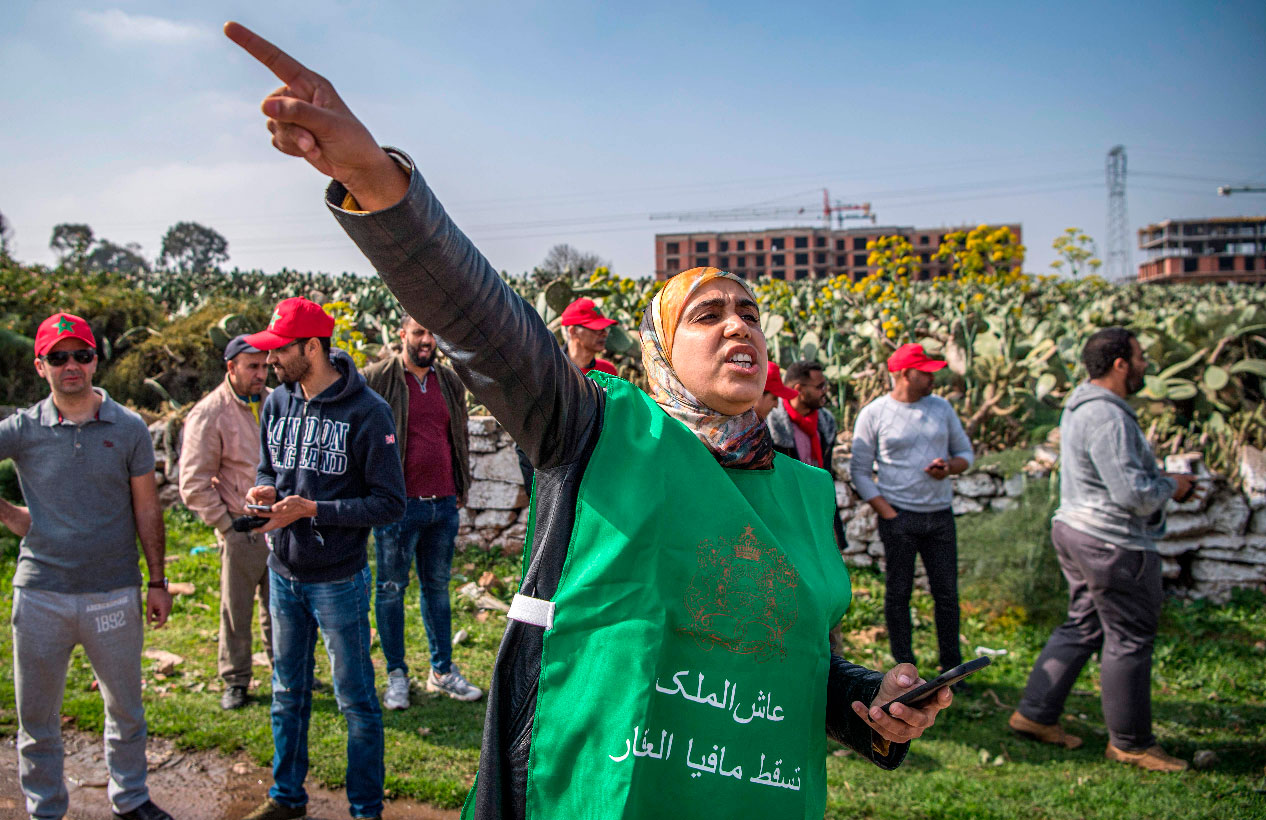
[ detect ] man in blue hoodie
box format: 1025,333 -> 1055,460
1009,327 -> 1194,772
240,297 -> 406,820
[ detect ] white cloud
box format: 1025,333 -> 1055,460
77,9 -> 212,46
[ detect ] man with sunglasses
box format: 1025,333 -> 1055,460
0,312 -> 174,820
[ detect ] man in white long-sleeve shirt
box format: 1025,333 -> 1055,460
851,343 -> 973,677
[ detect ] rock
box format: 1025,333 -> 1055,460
1166,480 -> 1215,514
866,540 -> 885,557
468,435 -> 499,453
837,506 -> 855,524
467,416 -> 501,437
840,537 -> 867,555
1250,507 -> 1266,534
457,581 -> 510,612
474,509 -> 518,529
466,480 -> 527,510
458,507 -> 474,528
252,652 -> 271,667
499,539 -> 525,558
168,581 -> 196,596
477,571 -> 503,592
503,522 -> 529,541
1208,492 -> 1251,535
1161,558 -> 1181,580
1033,445 -> 1060,468
1003,473 -> 1025,498
452,629 -> 469,647
1190,582 -> 1238,604
1155,533 -> 1245,556
954,473 -> 998,498
143,650 -> 183,675
1249,493 -> 1266,512
989,497 -> 1017,512
1192,750 -> 1218,770
1164,514 -> 1214,538
846,505 -> 877,543
834,481 -> 856,509
846,553 -> 876,569
1241,445 -> 1266,495
832,449 -> 852,478
157,484 -> 183,509
1190,558 -> 1266,583
952,496 -> 985,515
471,448 -> 525,484
154,470 -> 167,487
1200,546 -> 1266,565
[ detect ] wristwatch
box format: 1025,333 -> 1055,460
147,578 -> 169,590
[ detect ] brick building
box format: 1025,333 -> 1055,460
654,223 -> 1022,282
1137,216 -> 1266,284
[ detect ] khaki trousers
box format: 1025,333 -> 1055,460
217,527 -> 274,687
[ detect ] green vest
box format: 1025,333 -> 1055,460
468,373 -> 850,819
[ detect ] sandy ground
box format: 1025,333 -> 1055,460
0,732 -> 458,820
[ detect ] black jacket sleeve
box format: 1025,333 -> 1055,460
325,151 -> 601,471
826,655 -> 910,768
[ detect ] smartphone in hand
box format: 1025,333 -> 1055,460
245,503 -> 273,513
881,656 -> 992,714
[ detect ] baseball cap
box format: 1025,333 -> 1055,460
34,312 -> 96,356
559,298 -> 617,330
244,297 -> 335,351
887,343 -> 948,373
223,334 -> 262,362
763,361 -> 798,400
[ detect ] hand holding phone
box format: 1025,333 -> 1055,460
245,503 -> 273,513
881,656 -> 991,714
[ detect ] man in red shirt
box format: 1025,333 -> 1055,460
363,316 -> 478,708
559,298 -> 618,376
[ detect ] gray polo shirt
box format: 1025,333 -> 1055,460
0,388 -> 155,593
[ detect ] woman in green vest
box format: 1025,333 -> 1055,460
227,22 -> 955,820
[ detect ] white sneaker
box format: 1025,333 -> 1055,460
425,663 -> 483,702
383,668 -> 410,710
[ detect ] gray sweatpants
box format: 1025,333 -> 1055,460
12,586 -> 150,819
1017,521 -> 1163,751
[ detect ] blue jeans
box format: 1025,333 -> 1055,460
372,496 -> 460,676
268,566 -> 383,818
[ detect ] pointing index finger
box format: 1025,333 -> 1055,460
224,21 -> 316,96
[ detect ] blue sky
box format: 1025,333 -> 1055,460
3,1 -> 1264,279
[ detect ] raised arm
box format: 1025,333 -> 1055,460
224,22 -> 601,469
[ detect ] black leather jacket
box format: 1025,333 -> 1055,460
327,150 -> 908,819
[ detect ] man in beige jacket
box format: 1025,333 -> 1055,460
179,335 -> 274,710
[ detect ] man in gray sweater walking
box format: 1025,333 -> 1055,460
1010,327 -> 1194,772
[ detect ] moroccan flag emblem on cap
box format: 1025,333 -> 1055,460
244,297 -> 336,351
34,312 -> 97,356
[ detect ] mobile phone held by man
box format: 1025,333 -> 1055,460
245,503 -> 273,512
881,656 -> 992,714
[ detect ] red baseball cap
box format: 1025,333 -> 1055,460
35,312 -> 96,356
560,298 -> 617,330
245,297 -> 335,351
887,343 -> 948,373
764,361 -> 798,400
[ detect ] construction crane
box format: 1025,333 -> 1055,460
650,189 -> 876,227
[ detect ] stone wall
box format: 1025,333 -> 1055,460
457,417 -> 1266,602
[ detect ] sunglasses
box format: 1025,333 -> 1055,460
41,349 -> 97,366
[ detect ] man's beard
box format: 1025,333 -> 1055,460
407,343 -> 436,369
275,357 -> 310,386
1126,366 -> 1146,396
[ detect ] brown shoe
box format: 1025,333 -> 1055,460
1105,743 -> 1189,772
1008,710 -> 1083,749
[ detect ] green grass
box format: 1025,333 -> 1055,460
2,502 -> 1265,818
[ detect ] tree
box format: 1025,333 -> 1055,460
539,243 -> 608,277
1050,227 -> 1102,278
0,210 -> 12,260
50,223 -> 95,269
86,240 -> 150,275
159,221 -> 229,273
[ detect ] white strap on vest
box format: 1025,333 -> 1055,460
508,593 -> 555,629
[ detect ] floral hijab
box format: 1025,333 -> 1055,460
639,267 -> 775,470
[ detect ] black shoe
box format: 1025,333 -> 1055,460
113,800 -> 174,820
221,685 -> 249,710
240,798 -> 307,820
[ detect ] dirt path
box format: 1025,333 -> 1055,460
0,732 -> 458,820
